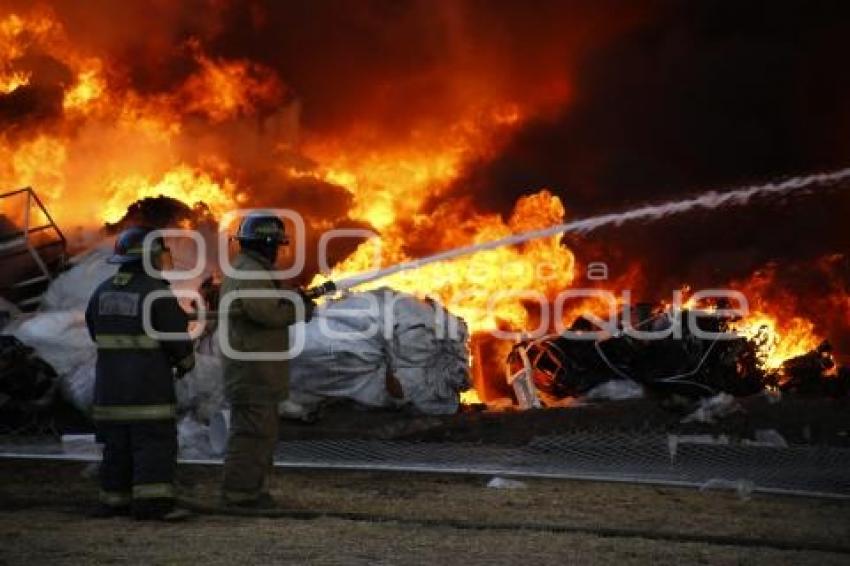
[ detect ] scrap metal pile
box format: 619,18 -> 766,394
0,335 -> 58,433
507,308 -> 849,406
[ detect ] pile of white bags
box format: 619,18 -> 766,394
5,248 -> 116,412
290,287 -> 471,415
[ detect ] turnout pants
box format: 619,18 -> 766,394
222,403 -> 279,503
97,420 -> 177,518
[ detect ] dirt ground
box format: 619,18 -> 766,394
0,460 -> 848,565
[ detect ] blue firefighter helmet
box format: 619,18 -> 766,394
234,213 -> 289,246
108,226 -> 167,264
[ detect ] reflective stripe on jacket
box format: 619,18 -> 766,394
85,266 -> 194,422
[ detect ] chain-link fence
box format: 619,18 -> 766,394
2,430 -> 848,499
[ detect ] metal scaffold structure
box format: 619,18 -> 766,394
0,187 -> 67,312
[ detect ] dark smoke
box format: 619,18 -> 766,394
440,0 -> 850,353
450,1 -> 850,212
201,0 -> 647,139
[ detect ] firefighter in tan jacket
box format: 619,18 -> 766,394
219,213 -> 314,508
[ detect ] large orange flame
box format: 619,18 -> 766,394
0,6 -> 837,404
731,269 -> 824,370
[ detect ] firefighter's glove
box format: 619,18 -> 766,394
297,290 -> 317,323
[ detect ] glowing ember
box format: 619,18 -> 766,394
459,389 -> 482,405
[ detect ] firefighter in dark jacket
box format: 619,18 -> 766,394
85,226 -> 195,520
220,213 -> 314,508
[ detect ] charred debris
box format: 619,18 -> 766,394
508,305 -> 848,406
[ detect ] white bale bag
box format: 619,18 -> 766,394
289,287 -> 470,414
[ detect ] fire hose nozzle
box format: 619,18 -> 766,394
302,280 -> 337,300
